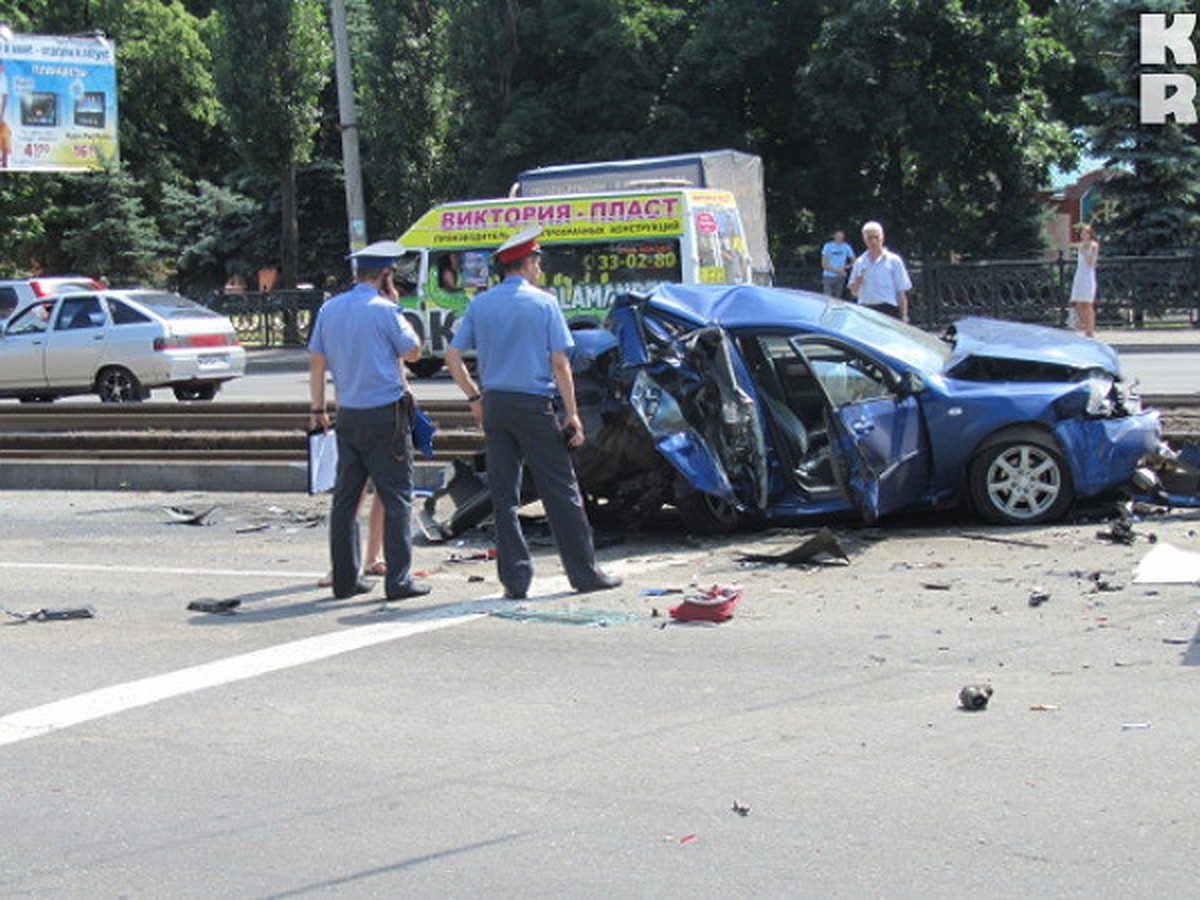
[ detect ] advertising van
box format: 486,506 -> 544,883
394,186 -> 753,376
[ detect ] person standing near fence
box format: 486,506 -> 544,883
848,220 -> 911,321
820,229 -> 855,298
1070,223 -> 1099,338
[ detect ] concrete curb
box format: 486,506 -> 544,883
0,460 -> 447,494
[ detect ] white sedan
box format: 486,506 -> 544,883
0,289 -> 246,402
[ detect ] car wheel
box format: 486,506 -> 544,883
96,367 -> 145,403
675,489 -> 746,534
406,357 -> 443,379
173,383 -> 219,401
968,434 -> 1074,525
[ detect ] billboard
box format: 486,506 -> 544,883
0,33 -> 119,172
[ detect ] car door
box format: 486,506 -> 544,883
44,294 -> 108,388
791,337 -> 931,522
0,300 -> 55,388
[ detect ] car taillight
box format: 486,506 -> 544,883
189,333 -> 232,347
154,334 -> 236,350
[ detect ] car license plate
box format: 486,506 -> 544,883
198,353 -> 230,368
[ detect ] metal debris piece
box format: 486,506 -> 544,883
165,506 -> 216,526
1029,704 -> 1059,711
731,801 -> 751,817
4,605 -> 95,622
1028,587 -> 1050,607
736,527 -> 848,566
446,548 -> 496,563
490,607 -> 641,627
1096,519 -> 1136,545
960,532 -> 1049,550
958,683 -> 993,711
187,598 -> 242,615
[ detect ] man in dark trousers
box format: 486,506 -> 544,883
308,240 -> 430,601
446,226 -> 621,599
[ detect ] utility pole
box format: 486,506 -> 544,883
329,0 -> 367,259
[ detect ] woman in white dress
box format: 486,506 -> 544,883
1070,223 -> 1099,338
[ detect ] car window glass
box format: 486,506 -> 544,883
6,301 -> 54,334
133,291 -> 219,319
57,296 -> 105,330
109,298 -> 151,325
798,340 -> 895,407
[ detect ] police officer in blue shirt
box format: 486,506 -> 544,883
446,226 -> 621,599
308,240 -> 430,601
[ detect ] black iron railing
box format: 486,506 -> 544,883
207,256 -> 1200,346
776,252 -> 1200,330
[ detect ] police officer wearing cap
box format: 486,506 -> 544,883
446,226 -> 621,598
308,240 -> 431,601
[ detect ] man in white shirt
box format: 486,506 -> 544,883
848,220 -> 912,321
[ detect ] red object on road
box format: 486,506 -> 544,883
669,585 -> 742,622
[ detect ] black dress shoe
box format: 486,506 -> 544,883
504,588 -> 527,600
574,572 -> 622,594
334,579 -> 374,599
387,581 -> 432,601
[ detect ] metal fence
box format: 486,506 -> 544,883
208,254 -> 1200,346
204,290 -> 325,348
776,252 -> 1200,331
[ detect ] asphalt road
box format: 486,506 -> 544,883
3,490 -> 1200,896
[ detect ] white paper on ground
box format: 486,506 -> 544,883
1132,542 -> 1200,584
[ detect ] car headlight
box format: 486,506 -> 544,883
1085,373 -> 1115,416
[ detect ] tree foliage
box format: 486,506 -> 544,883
2,0 -> 1198,288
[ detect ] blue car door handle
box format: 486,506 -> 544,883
852,419 -> 875,436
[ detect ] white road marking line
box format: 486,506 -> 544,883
0,561 -> 321,579
0,615 -> 482,747
0,554 -> 684,748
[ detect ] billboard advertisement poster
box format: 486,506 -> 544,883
0,33 -> 119,172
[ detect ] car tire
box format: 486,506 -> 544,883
173,383 -> 219,402
96,367 -> 146,403
675,489 -> 746,534
968,432 -> 1074,525
406,358 -> 443,379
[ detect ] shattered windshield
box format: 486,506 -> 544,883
819,303 -> 951,372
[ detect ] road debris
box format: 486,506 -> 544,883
960,532 -> 1049,550
736,527 -> 848,566
1028,587 -> 1050,607
1096,519 -> 1136,545
1120,722 -> 1151,731
187,599 -> 242,615
669,585 -> 742,623
1132,543 -> 1200,584
1029,704 -> 1059,711
731,801 -> 751,817
164,506 -> 215,526
490,607 -> 641,627
3,605 -> 95,622
958,684 -> 993,711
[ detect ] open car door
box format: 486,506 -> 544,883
791,337 -> 931,522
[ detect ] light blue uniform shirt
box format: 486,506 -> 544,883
451,276 -> 573,397
849,249 -> 912,307
308,282 -> 419,409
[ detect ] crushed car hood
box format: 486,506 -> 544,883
946,317 -> 1122,379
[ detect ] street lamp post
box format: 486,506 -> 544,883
329,0 -> 367,262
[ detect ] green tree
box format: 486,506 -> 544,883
52,165 -> 165,283
210,0 -> 332,288
797,0 -> 1074,260
353,0 -> 455,235
1082,0 -> 1200,254
160,179 -> 262,294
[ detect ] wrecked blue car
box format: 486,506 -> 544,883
565,283 -> 1166,532
420,283 -> 1169,540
